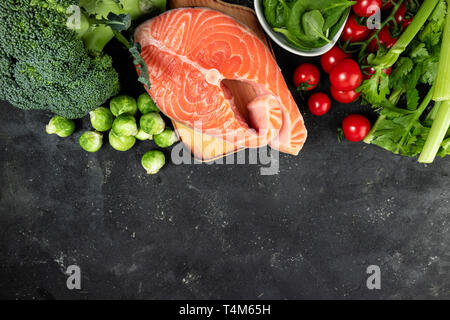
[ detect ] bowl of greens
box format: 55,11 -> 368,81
255,0 -> 354,56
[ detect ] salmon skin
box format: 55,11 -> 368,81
134,8 -> 307,155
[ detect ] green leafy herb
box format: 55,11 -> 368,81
360,0 -> 450,162
363,88 -> 434,156
337,128 -> 344,142
130,42 -> 151,89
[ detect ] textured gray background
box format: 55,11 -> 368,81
0,0 -> 449,299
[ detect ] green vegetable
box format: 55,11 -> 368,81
136,129 -> 153,141
302,10 -> 328,43
264,0 -> 354,50
141,150 -> 165,174
140,112 -> 166,135
419,0 -> 450,162
130,43 -> 152,89
89,107 -> 114,132
112,114 -> 138,136
263,0 -> 290,28
79,131 -> 103,152
137,93 -> 160,114
110,95 -> 138,117
154,128 -> 178,148
80,0 -> 166,54
360,0 -> 449,162
438,136 -> 450,156
46,116 -> 76,138
363,87 -> 435,156
109,130 -> 136,151
419,100 -> 450,161
359,0 -> 441,105
272,28 -> 311,49
0,0 -> 164,119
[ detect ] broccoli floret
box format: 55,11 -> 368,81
0,0 -> 165,119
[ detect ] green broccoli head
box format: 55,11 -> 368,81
0,0 -> 120,119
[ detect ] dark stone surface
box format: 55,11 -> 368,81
0,1 -> 449,300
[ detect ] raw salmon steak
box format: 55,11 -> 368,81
134,8 -> 307,155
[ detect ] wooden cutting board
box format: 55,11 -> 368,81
168,0 -> 275,162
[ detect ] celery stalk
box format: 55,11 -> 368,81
419,101 -> 450,162
425,101 -> 441,122
373,0 -> 439,69
433,0 -> 450,100
419,0 -> 450,163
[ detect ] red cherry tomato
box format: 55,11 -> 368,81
381,0 -> 394,10
394,3 -> 412,29
308,92 -> 331,116
353,0 -> 381,17
341,14 -> 371,43
363,66 -> 392,80
342,114 -> 371,142
329,59 -> 363,91
330,86 -> 361,104
320,46 -> 351,73
368,26 -> 397,52
293,63 -> 320,91
362,57 -> 392,79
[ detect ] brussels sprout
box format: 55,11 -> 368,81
137,93 -> 159,114
135,129 -> 153,141
45,116 -> 75,137
79,131 -> 103,152
109,130 -> 136,151
89,107 -> 114,132
112,114 -> 138,137
141,150 -> 165,174
154,128 -> 178,148
109,95 -> 137,117
140,112 -> 165,135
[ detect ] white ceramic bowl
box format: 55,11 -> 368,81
254,0 -> 349,57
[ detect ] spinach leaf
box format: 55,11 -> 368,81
264,0 -> 291,28
264,0 -> 281,27
273,27 -> 312,49
322,0 -> 354,30
266,0 -> 354,49
302,10 -> 327,42
274,3 -> 286,26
